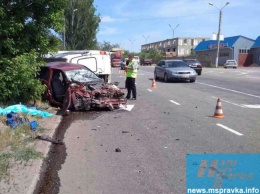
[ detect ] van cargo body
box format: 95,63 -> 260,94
44,50 -> 112,83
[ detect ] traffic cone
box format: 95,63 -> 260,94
151,79 -> 156,88
213,98 -> 224,118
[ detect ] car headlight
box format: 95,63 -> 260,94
191,71 -> 196,75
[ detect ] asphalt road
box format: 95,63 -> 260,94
57,66 -> 260,194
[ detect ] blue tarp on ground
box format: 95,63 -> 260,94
0,104 -> 53,118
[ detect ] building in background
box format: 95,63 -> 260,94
141,37 -> 209,57
194,35 -> 255,67
251,36 -> 260,66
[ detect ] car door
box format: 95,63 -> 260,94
155,61 -> 163,78
159,61 -> 166,78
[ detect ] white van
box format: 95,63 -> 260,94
50,50 -> 112,83
133,56 -> 140,67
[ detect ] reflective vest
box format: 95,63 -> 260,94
126,61 -> 137,78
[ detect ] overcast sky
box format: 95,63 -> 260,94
94,0 -> 260,52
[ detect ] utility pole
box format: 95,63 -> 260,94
129,39 -> 135,53
63,13 -> 66,50
209,2 -> 230,68
142,35 -> 150,44
216,10 -> 222,68
169,24 -> 179,39
71,9 -> 78,34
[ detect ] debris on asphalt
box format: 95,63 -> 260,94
91,129 -> 97,131
115,148 -> 121,152
122,131 -> 129,133
175,139 -> 180,141
37,135 -> 64,145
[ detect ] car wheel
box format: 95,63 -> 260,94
164,73 -> 168,82
224,67 -> 227,69
198,71 -> 202,76
154,72 -> 158,80
190,79 -> 196,83
233,67 -> 237,69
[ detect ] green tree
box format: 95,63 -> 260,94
64,0 -> 100,50
0,1 -> 66,103
139,48 -> 163,60
97,41 -> 120,51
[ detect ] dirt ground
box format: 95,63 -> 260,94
0,112 -> 61,194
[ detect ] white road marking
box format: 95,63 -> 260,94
237,73 -> 248,76
119,104 -> 134,111
242,104 -> 260,109
217,124 -> 244,136
211,96 -> 244,108
169,100 -> 181,105
147,89 -> 153,92
197,82 -> 260,99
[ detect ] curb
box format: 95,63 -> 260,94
27,114 -> 62,194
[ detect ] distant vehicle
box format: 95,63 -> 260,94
133,56 -> 140,67
110,51 -> 123,67
224,60 -> 238,68
183,59 -> 202,75
121,58 -> 128,70
44,50 -> 112,83
37,62 -> 127,111
111,59 -> 122,67
154,60 -> 197,82
142,58 -> 152,66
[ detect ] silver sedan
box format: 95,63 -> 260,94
154,60 -> 197,82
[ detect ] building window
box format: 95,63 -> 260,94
191,39 -> 194,46
239,49 -> 250,54
219,52 -> 230,57
173,48 -> 176,52
183,39 -> 187,44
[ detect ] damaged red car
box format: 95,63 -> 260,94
37,62 -> 127,111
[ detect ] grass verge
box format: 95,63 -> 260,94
0,101 -> 52,181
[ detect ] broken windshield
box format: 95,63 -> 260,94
64,68 -> 100,83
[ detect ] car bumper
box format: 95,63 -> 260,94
224,65 -> 238,68
169,74 -> 196,80
112,63 -> 121,67
190,67 -> 202,73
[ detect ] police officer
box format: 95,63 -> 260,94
125,54 -> 137,100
